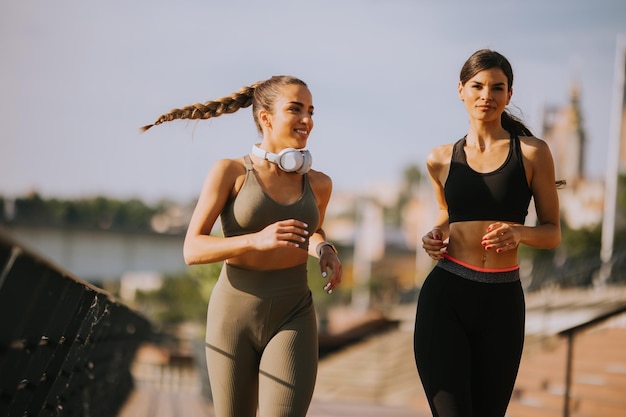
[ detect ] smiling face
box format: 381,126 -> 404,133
458,67 -> 512,125
258,84 -> 314,151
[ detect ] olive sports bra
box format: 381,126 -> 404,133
220,155 -> 320,248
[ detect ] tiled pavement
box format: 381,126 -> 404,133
117,286 -> 626,417
117,390 -> 425,417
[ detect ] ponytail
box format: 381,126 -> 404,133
140,82 -> 261,132
140,75 -> 307,134
501,111 -> 533,137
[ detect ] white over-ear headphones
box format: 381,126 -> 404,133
251,144 -> 312,174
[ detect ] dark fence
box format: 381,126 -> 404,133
0,230 -> 153,417
557,304 -> 626,417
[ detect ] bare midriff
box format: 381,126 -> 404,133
226,247 -> 309,271
447,220 -> 519,270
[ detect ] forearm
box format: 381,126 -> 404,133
308,229 -> 329,258
517,223 -> 561,250
183,234 -> 253,265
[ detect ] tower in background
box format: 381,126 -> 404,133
541,82 -> 604,229
542,82 -> 586,188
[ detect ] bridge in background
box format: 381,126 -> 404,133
1,225 -> 186,282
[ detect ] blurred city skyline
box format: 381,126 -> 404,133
1,0 -> 625,204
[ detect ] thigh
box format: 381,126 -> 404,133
205,340 -> 259,417
205,276 -> 262,417
258,293 -> 318,417
414,268 -> 474,416
471,282 -> 525,417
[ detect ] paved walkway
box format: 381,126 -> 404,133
117,285 -> 626,417
118,391 -> 426,417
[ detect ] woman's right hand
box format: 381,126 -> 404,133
422,228 -> 448,260
253,219 -> 310,251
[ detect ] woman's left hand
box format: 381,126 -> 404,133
320,252 -> 342,294
481,222 -> 521,253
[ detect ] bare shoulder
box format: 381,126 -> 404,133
426,143 -> 454,172
212,157 -> 246,172
520,136 -> 554,172
204,157 -> 247,190
518,135 -> 553,162
518,136 -> 557,189
307,169 -> 333,191
206,158 -> 246,175
307,169 -> 333,204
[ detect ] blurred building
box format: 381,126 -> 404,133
541,82 -> 605,229
322,182 -> 423,304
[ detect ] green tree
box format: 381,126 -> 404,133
387,163 -> 423,226
135,263 -> 221,325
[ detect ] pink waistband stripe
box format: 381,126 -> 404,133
443,254 -> 520,273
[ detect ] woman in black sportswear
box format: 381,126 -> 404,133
413,49 -> 562,417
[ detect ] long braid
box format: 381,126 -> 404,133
140,81 -> 264,132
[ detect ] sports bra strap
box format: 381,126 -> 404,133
243,155 -> 254,171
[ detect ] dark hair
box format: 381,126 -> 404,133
461,50 -> 566,188
141,75 -> 308,133
460,49 -> 533,137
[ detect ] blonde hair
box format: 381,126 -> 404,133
140,75 -> 308,134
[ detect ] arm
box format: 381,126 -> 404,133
519,138 -> 561,249
308,170 -> 342,293
422,146 -> 451,260
183,159 -> 250,265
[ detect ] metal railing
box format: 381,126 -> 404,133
0,230 -> 153,417
557,299 -> 626,417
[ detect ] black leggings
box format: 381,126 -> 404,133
413,263 -> 525,417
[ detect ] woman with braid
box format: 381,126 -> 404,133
413,49 -> 562,417
142,75 -> 342,417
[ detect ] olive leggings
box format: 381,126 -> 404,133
205,263 -> 318,417
413,261 -> 525,417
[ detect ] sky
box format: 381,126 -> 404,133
1,0 -> 625,204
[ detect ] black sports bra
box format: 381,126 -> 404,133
444,135 -> 532,224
